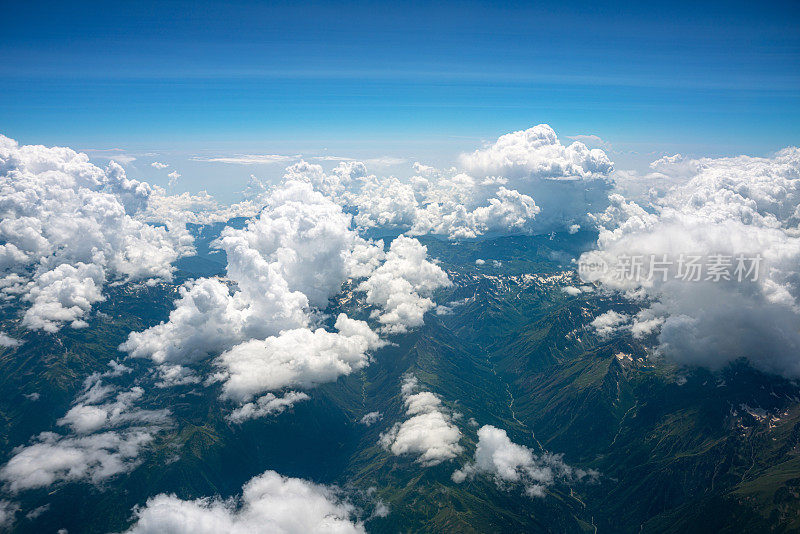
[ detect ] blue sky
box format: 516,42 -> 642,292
1,0 -> 798,199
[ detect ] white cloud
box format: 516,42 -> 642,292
452,425 -> 595,498
141,190 -> 262,226
350,176 -> 419,230
124,178 -> 446,421
21,262 -> 105,332
365,157 -> 407,166
0,134 -> 192,332
580,147 -> 800,376
154,365 -> 201,388
0,429 -> 155,492
0,500 -> 18,529
58,386 -> 170,434
360,411 -> 382,426
216,314 -> 385,404
379,376 -> 462,466
590,310 -> 630,339
301,125 -> 613,238
461,125 -> 612,180
25,504 -> 49,520
121,179 -> 360,364
124,470 -> 365,534
455,125 -> 613,233
83,148 -> 137,165
167,171 -> 181,187
192,154 -> 296,165
284,160 -> 369,203
312,155 -> 356,162
408,185 -> 541,239
227,392 -> 310,424
358,236 -> 452,333
567,134 -> 608,149
277,127 -> 609,239
0,363 -> 167,492
0,332 -> 22,347
629,310 -> 664,339
120,277 -> 259,365
150,162 -> 169,169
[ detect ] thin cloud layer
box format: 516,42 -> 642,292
0,500 -> 18,530
192,154 -> 297,165
1,429 -> 155,493
227,391 -> 310,424
0,363 -> 169,492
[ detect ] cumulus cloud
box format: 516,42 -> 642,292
452,425 -> 595,498
150,162 -> 169,169
124,470 -> 365,534
283,160 -> 369,203
590,310 -> 630,339
454,125 -> 613,233
22,262 -> 105,331
216,314 -> 385,404
358,236 -> 452,333
461,125 -> 612,181
0,134 -> 192,332
123,178 -> 446,420
343,168 -> 543,240
379,376 -> 462,466
408,185 -> 541,239
280,125 -> 611,239
580,147 -> 800,376
121,179 -> 359,364
350,175 -> 419,230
